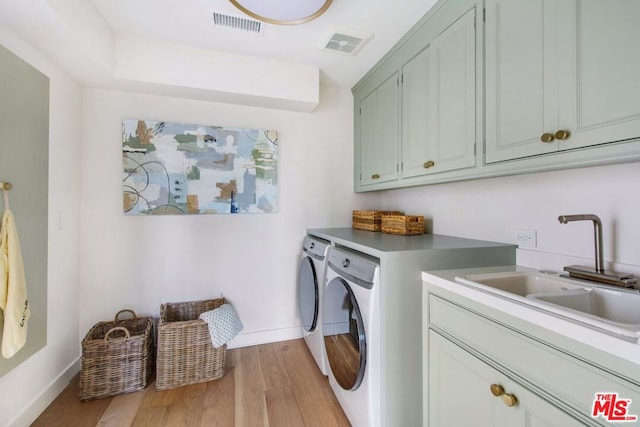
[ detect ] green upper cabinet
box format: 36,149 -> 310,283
484,0 -> 558,162
354,0 -> 480,191
563,1 -> 640,150
353,0 -> 640,192
358,72 -> 400,187
485,0 -> 640,163
401,8 -> 476,179
400,47 -> 431,179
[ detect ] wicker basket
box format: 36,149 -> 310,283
381,215 -> 425,235
353,210 -> 404,231
156,298 -> 227,390
80,309 -> 154,401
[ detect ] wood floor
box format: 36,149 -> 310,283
33,339 -> 350,427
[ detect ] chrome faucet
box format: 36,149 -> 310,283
557,213 -> 636,288
557,214 -> 604,273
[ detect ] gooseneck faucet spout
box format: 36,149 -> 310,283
557,214 -> 636,288
557,214 -> 604,273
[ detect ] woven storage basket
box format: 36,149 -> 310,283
353,210 -> 404,231
156,298 -> 227,390
381,215 -> 425,235
80,309 -> 154,401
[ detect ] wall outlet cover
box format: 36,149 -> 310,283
514,228 -> 537,248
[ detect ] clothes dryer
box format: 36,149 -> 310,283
323,246 -> 380,427
297,235 -> 331,375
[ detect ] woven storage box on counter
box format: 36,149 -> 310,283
381,215 -> 425,235
156,298 -> 226,390
80,309 -> 154,401
353,210 -> 404,231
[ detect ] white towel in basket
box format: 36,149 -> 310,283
199,303 -> 243,348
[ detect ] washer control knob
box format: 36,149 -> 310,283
310,242 -> 315,249
343,258 -> 351,268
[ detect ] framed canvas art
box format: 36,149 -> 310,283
122,119 -> 278,215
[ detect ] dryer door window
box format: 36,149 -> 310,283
298,256 -> 319,333
323,277 -> 366,391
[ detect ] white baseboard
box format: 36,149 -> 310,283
10,357 -> 81,427
227,326 -> 303,349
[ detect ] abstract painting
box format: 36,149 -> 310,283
122,119 -> 278,215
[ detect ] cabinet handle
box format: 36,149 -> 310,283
423,160 -> 436,169
540,133 -> 555,143
371,174 -> 380,179
490,384 -> 518,407
555,130 -> 571,140
502,393 -> 518,407
490,384 -> 504,397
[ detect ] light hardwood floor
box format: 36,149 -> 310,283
32,339 -> 350,427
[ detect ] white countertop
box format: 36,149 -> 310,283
422,266 -> 640,369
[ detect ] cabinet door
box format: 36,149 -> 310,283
401,47 -> 431,179
428,331 -> 585,427
485,0 -> 560,163
401,8 -> 476,178
429,331 -> 497,427
359,73 -> 399,186
427,7 -> 477,173
558,0 -> 640,151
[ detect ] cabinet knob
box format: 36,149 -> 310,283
540,133 -> 555,143
502,393 -> 518,407
371,173 -> 380,179
423,160 -> 436,169
555,130 -> 571,140
490,384 -> 505,397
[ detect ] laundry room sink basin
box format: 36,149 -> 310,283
455,271 -> 640,341
455,271 -> 584,297
529,287 -> 640,327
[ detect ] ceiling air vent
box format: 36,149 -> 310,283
318,27 -> 372,55
212,12 -> 264,34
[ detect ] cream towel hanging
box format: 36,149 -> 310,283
0,207 -> 30,358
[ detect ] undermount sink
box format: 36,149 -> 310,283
530,287 -> 640,326
455,271 -> 640,341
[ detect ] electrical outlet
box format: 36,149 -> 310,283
514,228 -> 537,248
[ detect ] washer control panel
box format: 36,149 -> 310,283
303,235 -> 329,260
328,247 -> 378,286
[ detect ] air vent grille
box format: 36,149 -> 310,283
324,33 -> 363,54
318,27 -> 372,56
213,12 -> 264,34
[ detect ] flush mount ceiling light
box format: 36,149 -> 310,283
228,0 -> 333,25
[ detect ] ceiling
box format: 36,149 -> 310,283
89,0 -> 438,88
0,0 -> 439,110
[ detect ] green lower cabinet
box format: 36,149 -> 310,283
428,331 -> 585,427
423,286 -> 640,427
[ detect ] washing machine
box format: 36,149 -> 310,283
298,235 -> 331,375
323,246 -> 380,427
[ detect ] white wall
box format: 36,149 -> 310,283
79,86 -> 376,347
380,162 -> 640,274
0,25 -> 82,427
